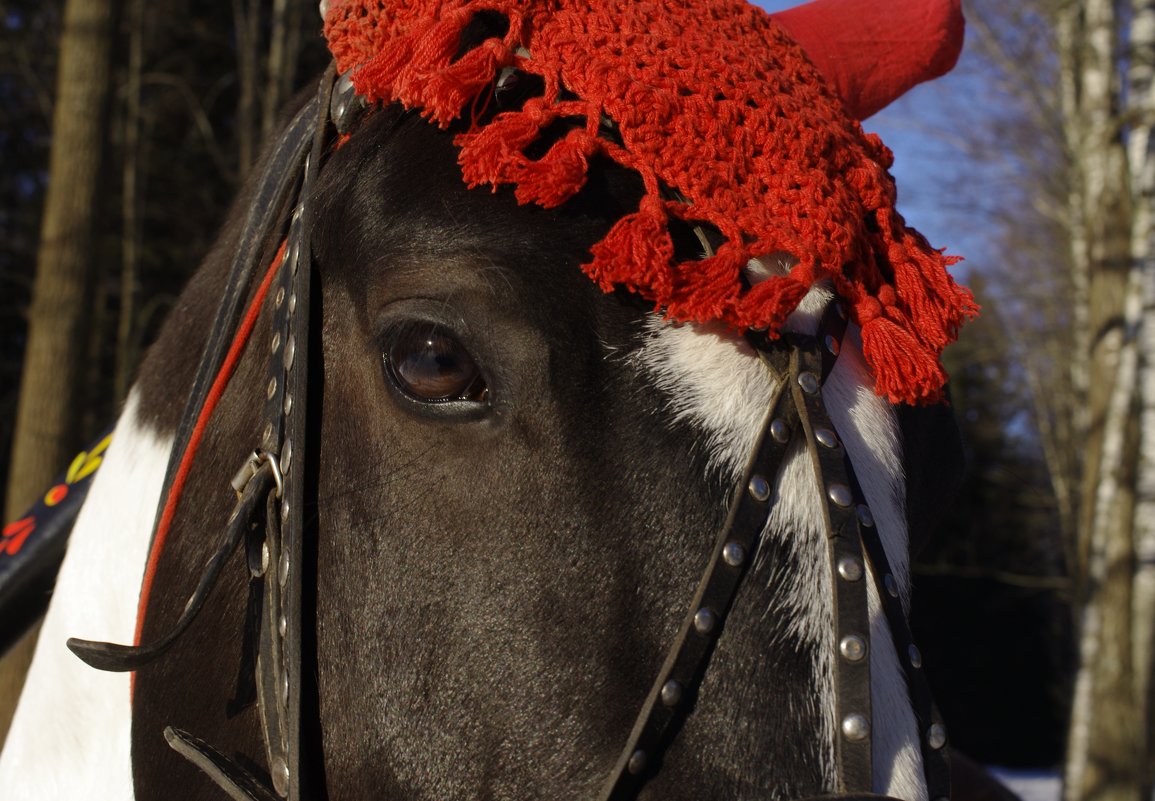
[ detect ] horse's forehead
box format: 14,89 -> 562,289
313,125 -> 644,358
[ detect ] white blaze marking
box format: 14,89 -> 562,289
0,392 -> 170,800
636,287 -> 927,801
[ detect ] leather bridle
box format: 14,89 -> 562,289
70,68 -> 951,801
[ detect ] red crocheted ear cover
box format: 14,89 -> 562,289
324,0 -> 976,404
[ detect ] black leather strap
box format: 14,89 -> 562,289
851,470 -> 952,800
67,460 -> 274,671
164,727 -> 281,801
64,90 -> 320,673
249,66 -> 331,799
599,303 -> 880,801
597,357 -> 797,801
149,95 -> 320,560
788,329 -> 872,794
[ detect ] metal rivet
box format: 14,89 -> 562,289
252,541 -> 270,578
908,644 -> 923,669
798,372 -> 819,395
842,713 -> 870,741
288,293 -> 297,315
271,332 -> 282,353
770,418 -> 789,444
857,504 -> 875,528
279,551 -> 290,587
284,334 -> 296,371
837,555 -> 863,582
748,475 -> 771,502
722,541 -> 746,567
627,749 -> 647,775
281,499 -> 290,522
828,483 -> 853,507
693,607 -> 717,635
283,393 -> 293,417
271,755 -> 290,797
884,574 -> 899,598
839,634 -> 867,663
280,670 -> 290,705
927,723 -> 947,750
815,428 -> 839,448
262,422 -> 274,446
274,286 -> 286,308
660,680 -> 683,707
825,334 -> 840,355
280,438 -> 293,477
267,377 -> 278,400
278,615 -> 287,638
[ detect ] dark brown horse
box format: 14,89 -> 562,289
0,1 -> 985,799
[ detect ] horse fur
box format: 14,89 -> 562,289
0,93 -> 964,801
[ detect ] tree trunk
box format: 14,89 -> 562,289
1063,0 -> 1149,798
233,0 -> 260,178
3,0 -> 114,524
116,0 -> 145,402
1127,0 -> 1155,793
0,0 -> 114,748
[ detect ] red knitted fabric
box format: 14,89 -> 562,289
324,0 -> 976,404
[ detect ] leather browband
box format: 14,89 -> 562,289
67,66 -> 951,801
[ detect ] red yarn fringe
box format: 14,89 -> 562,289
586,197 -> 674,296
860,315 -> 948,405
458,103 -> 556,187
514,130 -> 601,208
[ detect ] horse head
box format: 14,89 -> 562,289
0,1 -> 974,800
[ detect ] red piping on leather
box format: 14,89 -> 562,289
133,240 -> 289,690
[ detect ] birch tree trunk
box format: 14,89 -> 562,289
1058,3 -> 1093,584
1064,0 -> 1150,797
1127,0 -> 1155,791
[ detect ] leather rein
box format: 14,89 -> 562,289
69,68 -> 951,801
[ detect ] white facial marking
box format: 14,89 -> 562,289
0,392 -> 169,801
636,285 -> 926,801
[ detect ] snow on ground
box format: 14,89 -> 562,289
989,767 -> 1062,801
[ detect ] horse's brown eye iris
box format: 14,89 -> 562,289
385,327 -> 488,404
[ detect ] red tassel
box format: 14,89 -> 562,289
354,30 -> 418,104
889,238 -> 977,352
668,249 -> 747,321
457,104 -> 555,188
737,274 -> 811,331
513,130 -> 599,208
585,197 -> 674,296
860,315 -> 947,405
420,38 -> 511,126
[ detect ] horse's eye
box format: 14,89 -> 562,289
384,326 -> 488,404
